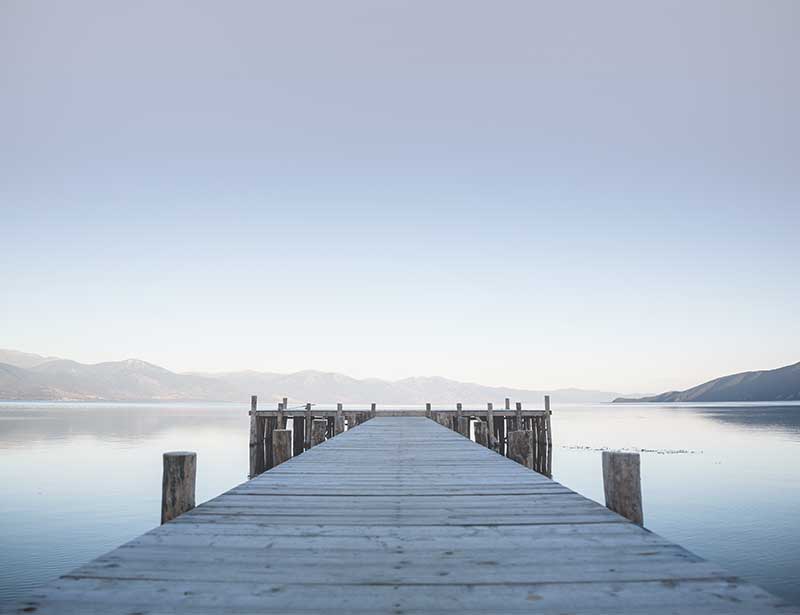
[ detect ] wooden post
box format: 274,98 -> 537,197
495,411 -> 505,455
248,395 -> 265,477
602,452 -> 643,526
515,402 -> 523,429
282,397 -> 289,423
474,421 -> 489,447
263,416 -> 276,471
425,403 -> 432,419
292,415 -> 305,457
508,431 -> 533,469
277,402 -> 285,430
544,394 -> 551,413
304,403 -> 312,449
370,403 -> 376,419
505,398 -> 510,410
456,416 -> 469,438
272,429 -> 291,467
486,403 -> 496,451
310,419 -> 327,447
161,451 -> 196,524
335,403 -> 345,435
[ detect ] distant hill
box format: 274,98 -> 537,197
0,348 -> 628,404
613,361 -> 800,403
0,349 -> 61,369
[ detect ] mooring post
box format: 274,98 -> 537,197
515,401 -> 523,436
486,402 -> 496,450
281,398 -> 289,428
508,430 -> 533,469
277,401 -> 285,430
272,429 -> 291,467
455,402 -> 463,433
335,403 -> 345,435
457,415 -> 469,438
264,414 -> 276,471
248,395 -> 265,477
310,418 -> 327,447
161,451 -> 196,524
304,403 -> 312,449
474,421 -> 489,447
602,451 -> 643,525
370,403 -> 376,419
292,414 -> 305,457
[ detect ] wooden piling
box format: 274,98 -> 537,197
292,415 -> 305,456
495,413 -> 506,455
264,416 -> 276,471
486,402 -> 496,450
508,431 -> 533,469
371,403 -> 377,418
456,416 -> 469,438
272,429 -> 291,467
602,451 -> 643,526
474,420 -> 489,447
276,401 -> 285,430
248,395 -> 265,477
161,451 -> 196,524
335,403 -> 345,435
304,403 -> 312,449
310,419 -> 327,447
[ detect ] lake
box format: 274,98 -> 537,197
1,401 -> 798,608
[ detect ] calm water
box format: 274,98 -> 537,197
0,401 -> 798,607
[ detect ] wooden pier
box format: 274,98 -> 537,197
16,411 -> 798,613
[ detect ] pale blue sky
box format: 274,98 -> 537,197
2,1 -> 798,392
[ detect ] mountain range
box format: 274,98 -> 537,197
0,349 -> 630,404
613,361 -> 800,403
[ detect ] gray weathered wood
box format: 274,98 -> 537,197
310,418 -> 327,447
304,403 -> 312,449
603,451 -> 643,526
276,401 -> 285,430
508,430 -> 533,469
474,420 -> 488,447
161,451 -> 196,524
334,403 -> 345,435
292,415 -> 304,456
247,395 -> 263,478
486,402 -> 496,451
272,429 -> 291,467
456,416 -> 469,438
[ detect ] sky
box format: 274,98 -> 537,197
1,1 -> 798,394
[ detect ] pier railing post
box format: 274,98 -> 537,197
277,401 -> 285,429
474,421 -> 489,447
161,451 -> 196,524
293,414 -> 305,457
508,431 -> 533,469
602,451 -> 643,526
487,403 -> 496,451
335,403 -> 345,435
310,419 -> 327,447
304,403 -> 312,449
272,429 -> 291,467
248,395 -> 265,477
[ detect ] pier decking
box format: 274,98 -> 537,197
17,416 -> 797,613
